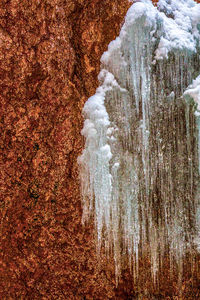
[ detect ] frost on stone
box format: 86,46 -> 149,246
78,0 -> 200,285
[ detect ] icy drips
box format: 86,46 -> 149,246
78,0 -> 200,284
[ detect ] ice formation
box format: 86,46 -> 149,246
78,0 -> 200,285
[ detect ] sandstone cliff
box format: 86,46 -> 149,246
1,0 -> 200,299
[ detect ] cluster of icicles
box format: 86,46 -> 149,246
78,0 -> 200,285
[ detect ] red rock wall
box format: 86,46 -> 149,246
0,0 -> 131,299
0,0 -> 200,299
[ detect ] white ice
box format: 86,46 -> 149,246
78,0 -> 200,285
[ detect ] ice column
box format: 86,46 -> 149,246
78,0 -> 200,284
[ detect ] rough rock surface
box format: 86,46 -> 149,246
0,0 -> 200,299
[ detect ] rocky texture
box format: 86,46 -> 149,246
0,0 -> 200,299
0,0 -> 130,299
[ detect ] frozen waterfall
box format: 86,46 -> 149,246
78,0 -> 200,285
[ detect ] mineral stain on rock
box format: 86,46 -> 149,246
1,0 -> 200,299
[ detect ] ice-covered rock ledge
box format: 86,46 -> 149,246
79,0 -> 200,285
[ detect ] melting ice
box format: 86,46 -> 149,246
78,0 -> 200,285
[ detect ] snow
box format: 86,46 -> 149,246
79,0 -> 200,286
156,0 -> 200,59
184,75 -> 200,111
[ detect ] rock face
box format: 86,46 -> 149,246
0,0 -> 130,299
0,0 -> 200,299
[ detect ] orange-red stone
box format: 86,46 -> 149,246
1,0 -> 200,298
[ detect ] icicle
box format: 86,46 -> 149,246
78,0 -> 200,286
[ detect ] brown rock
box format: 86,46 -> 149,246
0,0 -> 200,299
